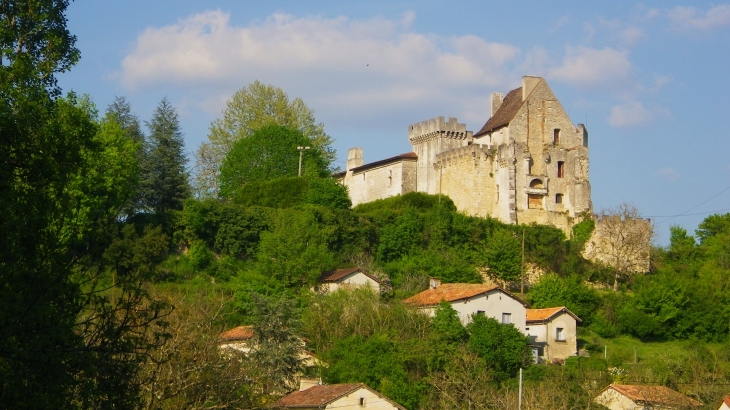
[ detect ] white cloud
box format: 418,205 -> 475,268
668,5 -> 730,31
608,100 -> 669,127
549,46 -> 633,90
655,168 -> 680,182
119,10 -> 521,126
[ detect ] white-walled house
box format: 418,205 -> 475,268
218,325 -> 320,367
277,382 -> 406,410
404,279 -> 528,331
525,307 -> 581,362
719,396 -> 730,410
317,267 -> 381,293
594,384 -> 702,410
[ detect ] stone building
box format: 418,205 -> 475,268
339,76 -> 592,234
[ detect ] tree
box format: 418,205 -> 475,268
466,315 -> 532,381
218,124 -> 329,199
142,98 -> 191,214
194,81 -> 335,198
483,228 -> 522,281
583,203 -> 653,291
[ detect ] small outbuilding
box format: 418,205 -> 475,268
525,306 -> 581,362
594,384 -> 702,410
317,267 -> 381,293
276,381 -> 406,410
718,396 -> 730,410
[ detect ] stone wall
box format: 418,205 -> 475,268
345,159 -> 417,207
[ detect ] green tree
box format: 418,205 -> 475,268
529,274 -> 598,324
483,228 -> 522,281
142,98 -> 191,214
466,315 -> 532,381
218,124 -> 329,199
194,81 -> 335,197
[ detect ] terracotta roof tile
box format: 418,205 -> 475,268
350,152 -> 417,173
320,267 -> 381,284
219,325 -> 254,342
724,396 -> 730,407
405,283 -> 527,307
608,384 -> 702,407
474,87 -> 524,137
526,307 -> 581,323
276,383 -> 363,407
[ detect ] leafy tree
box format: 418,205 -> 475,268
142,98 -> 190,214
695,213 -> 730,244
529,274 -> 599,324
194,81 -> 334,197
466,315 -> 532,381
429,301 -> 467,372
218,124 -> 329,199
483,228 -> 522,281
232,176 -> 351,209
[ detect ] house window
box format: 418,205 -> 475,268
553,129 -> 560,144
556,327 -> 565,341
557,161 -> 565,178
502,313 -> 511,324
359,398 -> 365,406
476,310 -> 485,316
555,193 -> 563,204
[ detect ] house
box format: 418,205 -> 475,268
218,325 -> 320,367
594,384 -> 703,410
276,381 -> 406,410
404,278 -> 528,330
525,307 -> 581,362
317,267 -> 381,293
719,396 -> 730,410
339,76 -> 592,236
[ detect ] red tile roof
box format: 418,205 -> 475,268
404,283 -> 527,307
350,152 -> 417,173
526,307 -> 581,323
277,383 -> 406,409
723,396 -> 730,407
606,384 -> 702,407
474,87 -> 524,137
219,325 -> 254,342
320,267 -> 381,284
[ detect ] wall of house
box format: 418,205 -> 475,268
594,389 -> 639,410
527,312 -> 578,361
420,290 -> 527,331
345,160 -> 417,207
327,388 -> 402,410
325,272 -> 380,293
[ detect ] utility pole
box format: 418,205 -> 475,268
518,368 -> 523,410
297,146 -> 310,177
521,227 -> 525,296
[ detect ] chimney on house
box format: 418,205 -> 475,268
522,76 -> 541,100
347,147 -> 364,171
430,278 -> 442,289
299,378 -> 321,391
491,92 -> 504,116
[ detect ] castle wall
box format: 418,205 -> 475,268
345,160 -> 417,207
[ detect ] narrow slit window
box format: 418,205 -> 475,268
359,397 -> 365,406
557,161 -> 565,178
556,193 -> 563,204
553,129 -> 560,144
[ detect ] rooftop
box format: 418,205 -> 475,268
350,152 -> 417,174
605,384 -> 702,407
405,283 -> 526,307
320,267 -> 381,284
526,307 -> 581,323
219,325 -> 254,342
474,87 -> 524,137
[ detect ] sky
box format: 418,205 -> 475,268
59,1 -> 730,245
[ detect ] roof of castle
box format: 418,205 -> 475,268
526,307 -> 581,323
474,87 -> 524,137
598,385 -> 702,407
320,267 -> 381,284
350,152 -> 417,174
405,283 -> 528,307
276,383 -> 406,409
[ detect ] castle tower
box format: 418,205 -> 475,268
408,117 -> 472,194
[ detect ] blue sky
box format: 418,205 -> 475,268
59,1 -> 730,245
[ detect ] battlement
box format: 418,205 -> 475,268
434,144 -> 494,167
408,116 -> 471,142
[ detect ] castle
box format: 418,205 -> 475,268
340,76 -> 592,234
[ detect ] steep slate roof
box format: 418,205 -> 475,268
319,267 -> 381,284
405,283 -> 528,307
602,384 -> 702,408
277,383 -> 406,409
219,325 -> 254,342
350,152 -> 417,173
526,307 -> 582,323
474,87 -> 524,137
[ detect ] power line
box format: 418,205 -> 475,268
654,185 -> 730,225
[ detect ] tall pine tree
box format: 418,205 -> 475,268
143,98 -> 190,214
106,96 -> 146,217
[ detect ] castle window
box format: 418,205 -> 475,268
496,185 -> 499,202
557,161 -> 565,178
553,129 -> 560,144
556,193 -> 563,204
388,170 -> 392,187
529,179 -> 544,188
528,194 -> 543,209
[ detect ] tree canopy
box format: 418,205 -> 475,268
194,81 -> 334,197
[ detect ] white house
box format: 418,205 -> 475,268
594,384 -> 702,410
276,381 -> 406,410
404,279 -> 528,330
719,396 -> 730,410
317,267 -> 381,293
218,325 -> 320,367
525,307 -> 581,362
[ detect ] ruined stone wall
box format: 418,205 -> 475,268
409,117 -> 472,194
583,216 -> 652,273
345,160 -> 417,207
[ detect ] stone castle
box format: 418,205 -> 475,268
339,76 -> 592,234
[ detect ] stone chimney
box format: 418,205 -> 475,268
299,378 -> 321,391
346,147 -> 364,171
491,92 -> 504,116
429,278 -> 442,289
522,76 -> 542,100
